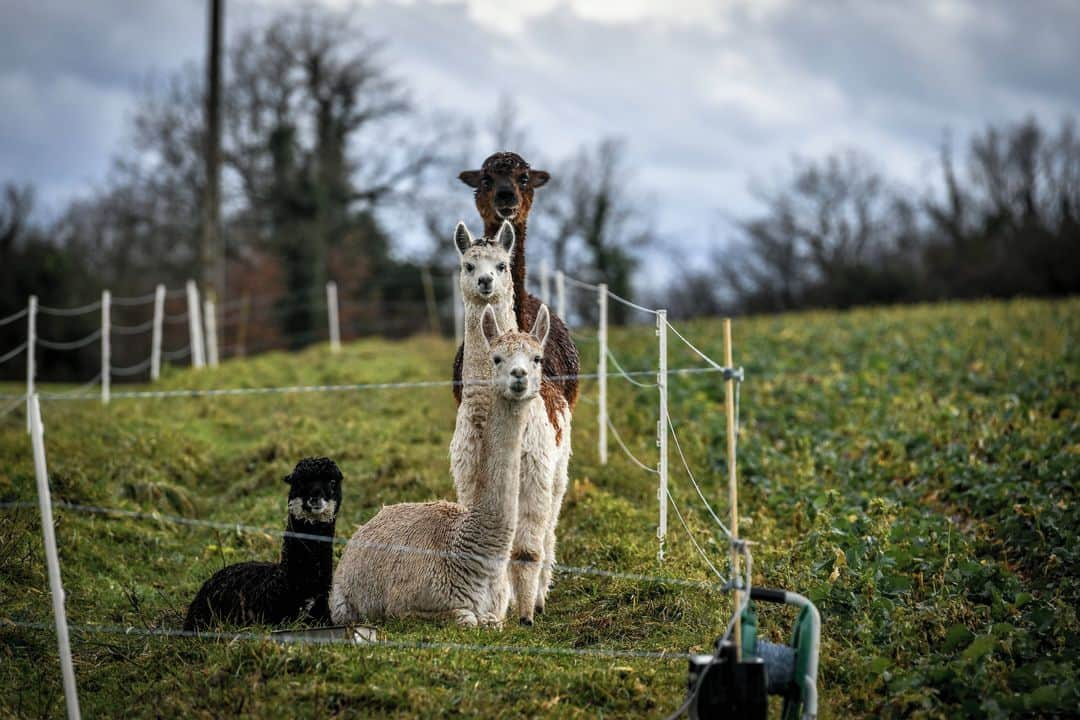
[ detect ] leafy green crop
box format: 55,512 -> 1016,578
1,298 -> 1076,718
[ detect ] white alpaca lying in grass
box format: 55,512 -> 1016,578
330,304 -> 551,627
450,220 -> 572,625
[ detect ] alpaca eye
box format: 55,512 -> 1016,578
519,174 -> 529,186
496,263 -> 506,272
493,356 -> 502,365
465,263 -> 474,273
534,356 -> 542,364
482,177 -> 493,189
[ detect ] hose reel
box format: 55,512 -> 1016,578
686,587 -> 821,720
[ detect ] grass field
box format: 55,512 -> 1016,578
1,298 -> 1077,718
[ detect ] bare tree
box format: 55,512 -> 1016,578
723,150 -> 915,311
542,138 -> 652,324
925,116 -> 1080,297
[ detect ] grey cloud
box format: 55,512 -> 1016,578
2,0 -> 1078,258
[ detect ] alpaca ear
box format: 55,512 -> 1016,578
454,222 -> 474,256
283,473 -> 293,485
481,305 -> 501,346
495,220 -> 515,254
459,170 -> 483,188
529,170 -> 550,188
531,304 -> 551,348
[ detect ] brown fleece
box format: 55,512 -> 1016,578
454,152 -> 581,413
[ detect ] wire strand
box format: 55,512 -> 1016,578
5,620 -> 693,661
36,329 -> 103,350
667,417 -> 732,538
0,342 -> 28,365
111,319 -> 155,335
110,357 -> 153,377
0,500 -> 719,591
606,416 -> 659,474
160,345 -> 192,361
606,348 -> 658,388
37,300 -> 102,316
110,291 -> 159,306
0,307 -> 28,326
666,321 -> 728,373
604,288 -> 658,316
33,367 -> 728,403
0,394 -> 26,417
40,374 -> 102,399
562,274 -> 600,291
666,489 -> 726,583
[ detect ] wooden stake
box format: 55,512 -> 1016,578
723,318 -> 741,659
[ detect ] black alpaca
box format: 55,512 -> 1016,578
183,457 -> 343,631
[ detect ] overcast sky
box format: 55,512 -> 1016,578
3,0 -> 1079,264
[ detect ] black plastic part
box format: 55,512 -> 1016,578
748,587 -> 787,604
687,641 -> 768,720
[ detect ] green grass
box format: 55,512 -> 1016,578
1,298 -> 1077,718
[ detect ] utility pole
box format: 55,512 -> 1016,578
201,0 -> 224,304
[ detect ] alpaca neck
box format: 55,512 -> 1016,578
485,216 -> 529,325
281,516 -> 335,590
460,299 -> 516,400
465,393 -> 527,535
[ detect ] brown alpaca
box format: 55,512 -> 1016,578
455,152 -> 580,413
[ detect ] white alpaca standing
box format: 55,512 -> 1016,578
451,221 -> 572,625
330,306 -> 551,627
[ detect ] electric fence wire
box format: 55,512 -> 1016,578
40,374 -> 103,399
32,367 -> 728,403
160,345 -> 192,361
110,319 -> 155,335
0,307 -> 28,326
37,300 -> 102,316
3,619 -> 694,662
606,416 -> 659,474
110,358 -> 153,377
662,540 -> 753,720
0,500 -> 722,592
562,274 -> 600,291
110,291 -> 159,306
36,329 -> 103,350
604,288 -> 659,316
0,394 -> 25,417
667,417 -> 732,538
661,328 -> 754,719
605,348 -> 658,388
665,488 -> 726,583
0,341 -> 28,365
569,329 -> 597,344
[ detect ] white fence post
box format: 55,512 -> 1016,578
540,258 -> 551,305
555,270 -> 566,321
597,283 -> 608,465
326,281 -> 341,352
656,309 -> 669,563
30,394 -> 82,720
101,290 -> 110,404
204,298 -> 219,367
150,284 -> 165,381
186,280 -> 205,369
26,295 -> 36,433
452,273 -> 464,347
